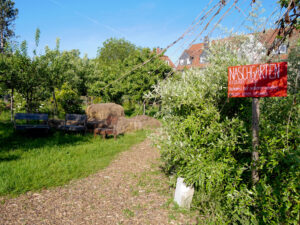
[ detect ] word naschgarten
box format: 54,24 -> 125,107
228,63 -> 281,81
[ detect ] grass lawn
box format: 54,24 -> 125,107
0,111 -> 147,197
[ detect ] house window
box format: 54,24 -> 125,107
279,44 -> 287,54
272,44 -> 287,54
166,61 -> 169,65
187,58 -> 191,65
200,56 -> 206,63
180,59 -> 184,65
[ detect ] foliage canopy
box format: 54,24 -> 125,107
0,0 -> 18,52
146,35 -> 299,224
89,38 -> 172,104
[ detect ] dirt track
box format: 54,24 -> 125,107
0,138 -> 197,224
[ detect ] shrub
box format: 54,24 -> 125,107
146,36 -> 299,224
13,92 -> 26,112
55,83 -> 83,114
0,99 -> 6,113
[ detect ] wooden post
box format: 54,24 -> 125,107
10,88 -> 14,122
52,91 -> 58,116
252,97 -> 260,184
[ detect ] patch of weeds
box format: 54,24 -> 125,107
150,162 -> 158,169
168,175 -> 178,188
0,199 -> 5,204
137,171 -> 165,192
168,213 -> 177,221
133,203 -> 146,210
123,208 -> 134,218
131,189 -> 139,197
162,198 -> 173,209
157,188 -> 169,196
172,201 -> 192,215
137,173 -> 148,187
127,172 -> 138,179
172,201 -> 180,211
164,198 -> 199,223
149,200 -> 155,205
99,193 -> 105,198
137,180 -> 146,187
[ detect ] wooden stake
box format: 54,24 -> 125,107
10,88 -> 14,122
252,97 -> 260,184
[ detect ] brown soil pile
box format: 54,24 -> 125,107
131,115 -> 161,128
115,115 -> 161,134
86,103 -> 125,121
46,113 -> 160,135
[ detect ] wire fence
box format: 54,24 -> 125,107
94,0 -> 296,112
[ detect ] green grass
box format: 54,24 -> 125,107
123,208 -> 135,218
0,112 -> 147,197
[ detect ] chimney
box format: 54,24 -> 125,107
156,47 -> 164,55
204,36 -> 209,48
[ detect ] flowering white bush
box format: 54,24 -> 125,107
145,34 -> 299,224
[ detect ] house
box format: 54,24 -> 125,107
155,48 -> 176,69
176,30 -> 299,71
260,29 -> 299,60
177,36 -> 209,71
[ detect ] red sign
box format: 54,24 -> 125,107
228,62 -> 287,98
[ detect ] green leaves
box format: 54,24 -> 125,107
0,0 -> 18,52
97,38 -> 136,64
55,83 -> 83,114
89,38 -> 172,104
0,34 -> 94,114
149,35 -> 300,224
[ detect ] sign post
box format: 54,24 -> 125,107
252,97 -> 259,184
228,62 -> 287,184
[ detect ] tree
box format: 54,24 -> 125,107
89,38 -> 172,104
0,52 -> 18,120
15,51 -> 49,113
121,48 -> 171,102
266,0 -> 299,55
97,38 -> 136,64
73,54 -> 94,96
41,39 -> 78,115
0,0 -> 18,53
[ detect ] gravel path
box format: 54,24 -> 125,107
0,138 -> 197,224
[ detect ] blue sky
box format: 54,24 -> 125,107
14,0 -> 279,63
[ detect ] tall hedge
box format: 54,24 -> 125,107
146,36 -> 299,224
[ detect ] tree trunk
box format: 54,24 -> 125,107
0,30 -> 3,52
26,91 -> 30,113
52,90 -> 58,116
252,97 -> 260,185
0,21 -> 4,53
10,88 -> 14,122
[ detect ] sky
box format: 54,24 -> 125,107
14,0 -> 279,63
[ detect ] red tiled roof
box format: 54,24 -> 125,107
259,29 -> 299,60
176,43 -> 206,71
176,29 -> 299,71
160,55 -> 175,68
155,48 -> 176,68
259,29 -> 299,46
